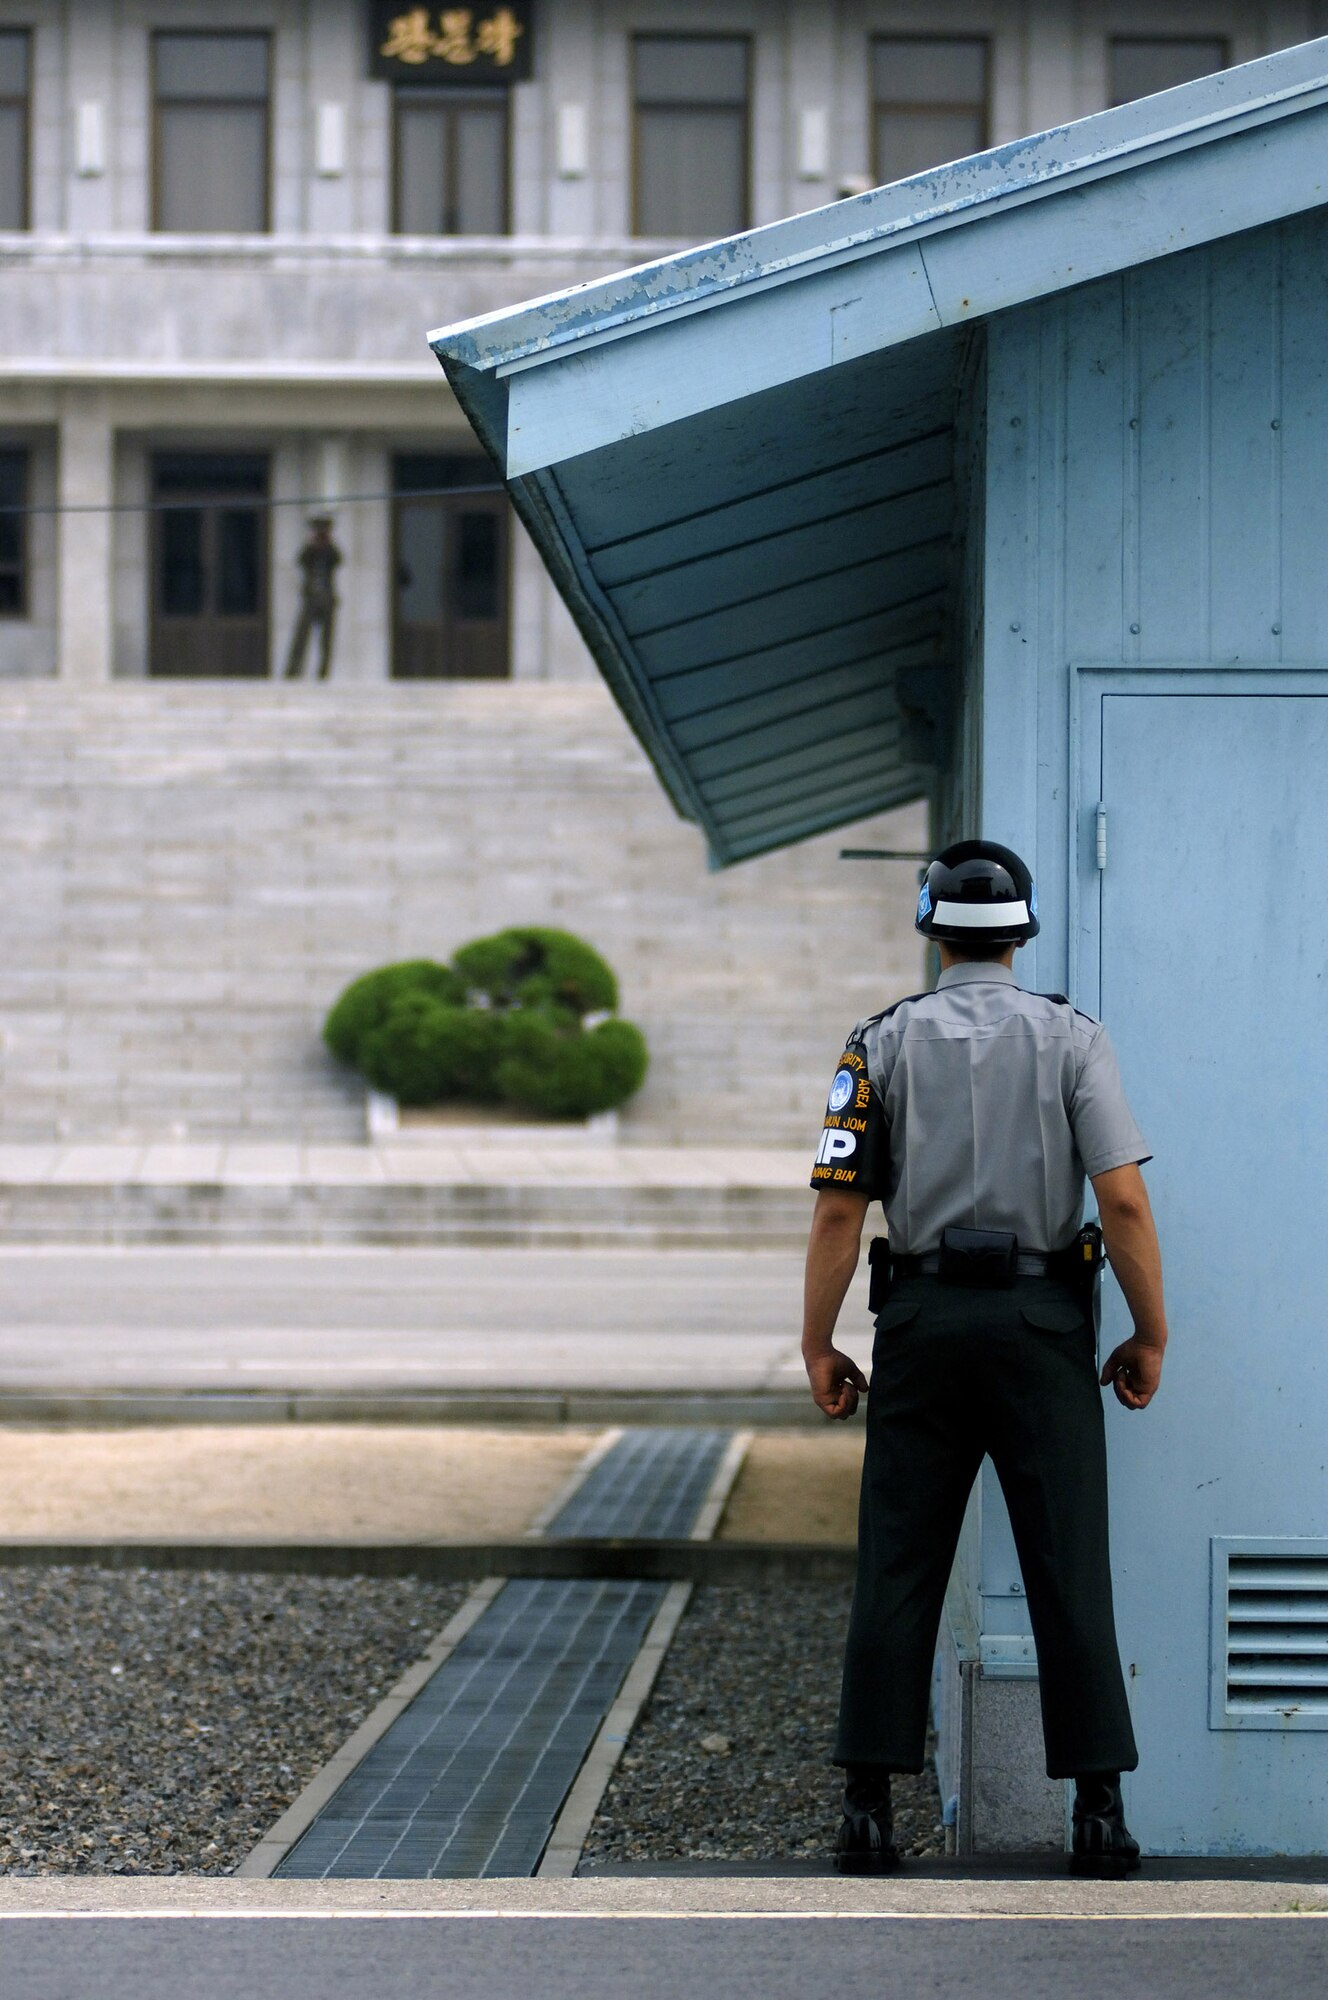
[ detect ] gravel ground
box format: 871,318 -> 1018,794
582,1584 -> 945,1866
0,1567 -> 469,1876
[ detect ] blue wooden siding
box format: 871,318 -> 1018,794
982,207 -> 1328,994
980,208 -> 1328,1853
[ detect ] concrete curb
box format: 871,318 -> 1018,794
0,1538 -> 856,1582
536,1581 -> 693,1878
237,1578 -> 507,1880
0,1877 -> 1324,1916
0,1390 -> 822,1428
687,1430 -> 753,1542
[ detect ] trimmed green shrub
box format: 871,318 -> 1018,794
325,929 -> 647,1120
323,959 -> 463,1069
496,1011 -> 649,1121
359,995 -> 505,1107
451,927 -> 618,1017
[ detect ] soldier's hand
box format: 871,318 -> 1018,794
1100,1336 -> 1164,1411
805,1348 -> 869,1422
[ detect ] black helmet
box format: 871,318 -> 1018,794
915,839 -> 1039,944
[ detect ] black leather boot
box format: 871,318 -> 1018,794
1070,1772 -> 1142,1878
834,1765 -> 901,1875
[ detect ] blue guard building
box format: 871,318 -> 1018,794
430,39 -> 1328,1857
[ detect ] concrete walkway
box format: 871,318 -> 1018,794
0,1245 -> 870,1422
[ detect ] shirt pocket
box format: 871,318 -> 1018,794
1018,1299 -> 1088,1335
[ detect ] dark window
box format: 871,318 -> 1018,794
1109,38 -> 1229,106
872,36 -> 989,186
633,35 -> 749,240
0,28 -> 30,230
0,447 -> 26,617
393,88 -> 509,234
392,456 -> 509,679
151,452 -> 269,677
152,32 -> 270,232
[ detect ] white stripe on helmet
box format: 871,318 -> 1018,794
933,898 -> 1030,928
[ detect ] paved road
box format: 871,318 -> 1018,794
3,1915 -> 1325,2000
0,1246 -> 873,1393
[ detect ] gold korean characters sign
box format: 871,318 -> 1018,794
371,4 -> 534,83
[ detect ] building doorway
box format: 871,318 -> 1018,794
1078,670 -> 1328,1852
392,457 -> 509,679
150,452 -> 269,677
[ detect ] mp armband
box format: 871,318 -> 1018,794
810,1047 -> 877,1187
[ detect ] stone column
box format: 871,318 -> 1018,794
56,398 -> 114,681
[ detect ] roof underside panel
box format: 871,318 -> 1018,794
434,39 -> 1328,864
542,334 -> 966,862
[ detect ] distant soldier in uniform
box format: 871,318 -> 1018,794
802,840 -> 1168,1877
283,516 -> 342,680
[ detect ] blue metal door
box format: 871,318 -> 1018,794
1078,673 -> 1328,1853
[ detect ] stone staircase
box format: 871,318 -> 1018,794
0,681 -> 926,1151
0,1141 -> 814,1247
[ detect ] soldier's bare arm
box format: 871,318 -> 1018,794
802,1188 -> 872,1420
1092,1162 -> 1169,1411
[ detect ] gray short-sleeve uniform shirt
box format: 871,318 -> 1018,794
809,962 -> 1150,1254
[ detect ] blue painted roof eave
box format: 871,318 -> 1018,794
429,39 -> 1328,386
425,38 -> 1328,865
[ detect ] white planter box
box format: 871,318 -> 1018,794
366,1091 -> 619,1146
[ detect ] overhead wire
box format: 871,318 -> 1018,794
0,483 -> 506,519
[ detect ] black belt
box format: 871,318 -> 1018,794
893,1250 -> 1056,1278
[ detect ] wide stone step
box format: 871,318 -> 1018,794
0,1166 -> 813,1248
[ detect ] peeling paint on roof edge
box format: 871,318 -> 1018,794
428,39 -> 1328,376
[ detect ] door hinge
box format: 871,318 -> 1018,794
1095,803 -> 1108,871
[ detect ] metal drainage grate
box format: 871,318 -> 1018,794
1211,1538 -> 1328,1729
276,1576 -> 666,1879
545,1427 -> 731,1540
273,1431 -> 735,1879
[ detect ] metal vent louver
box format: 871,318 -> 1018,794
1211,1539 -> 1328,1730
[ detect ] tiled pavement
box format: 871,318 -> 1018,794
272,1429 -> 730,1880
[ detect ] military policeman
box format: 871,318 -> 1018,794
802,839 -> 1168,1877
283,516 -> 343,681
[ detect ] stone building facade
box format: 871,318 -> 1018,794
0,0 -> 1318,1141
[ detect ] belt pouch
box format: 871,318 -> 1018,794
937,1225 -> 1019,1289
867,1236 -> 892,1313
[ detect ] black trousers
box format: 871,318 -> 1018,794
835,1274 -> 1138,1781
